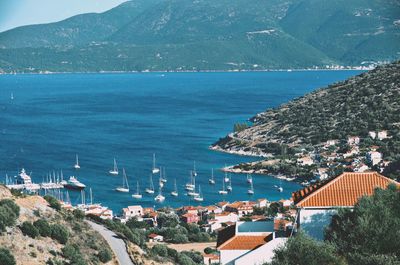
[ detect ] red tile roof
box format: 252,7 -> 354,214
218,234 -> 271,250
293,172 -> 399,207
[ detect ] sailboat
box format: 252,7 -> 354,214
74,154 -> 80,169
132,181 -> 142,199
160,167 -> 167,183
152,153 -> 160,174
193,185 -> 204,202
10,93 -> 14,100
275,180 -> 283,192
226,175 -> 232,192
219,177 -> 228,195
115,168 -> 129,192
246,174 -> 253,184
171,179 -> 178,197
208,168 -> 215,184
185,171 -> 195,191
109,158 -> 119,175
248,181 -> 254,195
145,174 -> 155,194
193,161 -> 198,177
224,171 -> 229,182
187,177 -> 199,196
159,169 -> 164,188
154,186 -> 165,202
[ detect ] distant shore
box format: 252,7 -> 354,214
0,67 -> 369,75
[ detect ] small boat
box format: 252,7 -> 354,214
248,181 -> 254,195
132,181 -> 142,199
224,171 -> 229,183
154,186 -> 165,202
246,174 -> 253,184
193,185 -> 204,202
160,167 -> 167,183
192,161 -> 198,177
226,175 -> 232,192
187,177 -> 199,196
185,171 -> 195,191
275,180 -> 283,192
208,168 -> 215,184
10,93 -> 14,100
109,158 -> 119,175
301,180 -> 310,187
171,179 -> 178,197
219,177 -> 228,195
145,174 -> 155,194
152,153 -> 160,174
64,176 -> 86,190
60,170 -> 67,185
74,154 -> 80,169
115,168 -> 129,193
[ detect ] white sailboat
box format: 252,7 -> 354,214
226,175 -> 232,192
160,167 -> 167,183
154,186 -> 165,202
276,180 -> 283,192
132,181 -> 142,199
185,171 -> 195,191
109,158 -> 119,175
248,181 -> 254,195
145,174 -> 155,194
224,171 -> 229,182
152,153 -> 160,174
171,179 -> 178,197
208,168 -> 215,184
10,93 -> 14,100
115,168 -> 129,192
74,154 -> 80,169
246,174 -> 253,184
187,177 -> 199,196
193,185 -> 204,202
219,177 -> 228,195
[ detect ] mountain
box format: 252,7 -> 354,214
212,61 -> 400,156
0,0 -> 399,72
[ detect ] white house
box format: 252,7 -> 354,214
121,205 -> 143,222
148,233 -> 164,242
214,212 -> 239,224
293,172 -> 399,240
368,131 -> 377,139
377,130 -> 388,140
347,136 -> 360,146
217,221 -> 279,265
367,151 -> 382,166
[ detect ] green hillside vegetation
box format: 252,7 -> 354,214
0,0 -> 399,72
213,61 -> 400,154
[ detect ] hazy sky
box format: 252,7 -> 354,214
0,0 -> 128,32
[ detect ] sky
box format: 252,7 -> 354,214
0,0 -> 128,32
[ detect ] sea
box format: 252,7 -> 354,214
0,70 -> 362,213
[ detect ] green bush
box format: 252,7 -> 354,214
72,209 -> 85,220
62,244 -> 87,265
20,221 -> 39,238
0,247 -> 16,265
97,248 -> 112,263
0,200 -> 19,232
152,244 -> 168,257
33,219 -> 52,237
43,196 -> 61,211
51,224 -> 69,244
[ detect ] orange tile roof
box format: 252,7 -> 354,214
218,234 -> 271,250
293,172 -> 399,207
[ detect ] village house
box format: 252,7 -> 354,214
203,253 -> 220,265
367,151 -> 382,165
256,198 -> 268,208
121,205 -> 143,222
214,212 -> 239,224
347,136 -> 360,146
181,212 -> 200,224
217,201 -> 230,211
206,205 -> 223,214
217,221 -> 286,265
324,139 -> 338,147
368,131 -> 377,139
148,233 -> 164,242
377,130 -> 388,140
315,168 -> 329,181
225,201 -> 254,217
292,172 -> 399,240
297,156 -> 314,166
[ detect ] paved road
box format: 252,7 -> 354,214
86,220 -> 134,265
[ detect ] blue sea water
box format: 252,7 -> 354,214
0,71 -> 362,213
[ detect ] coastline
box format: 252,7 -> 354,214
0,67 -> 368,75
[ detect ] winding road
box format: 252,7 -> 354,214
86,220 -> 134,265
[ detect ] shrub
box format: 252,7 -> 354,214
181,251 -> 203,264
0,247 -> 16,265
51,224 -> 69,244
0,200 -> 19,232
72,209 -> 85,221
33,219 -> 51,237
152,244 -> 168,257
43,196 -> 61,211
97,248 -> 112,263
0,200 -> 20,217
204,247 -> 215,254
20,221 -> 39,238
